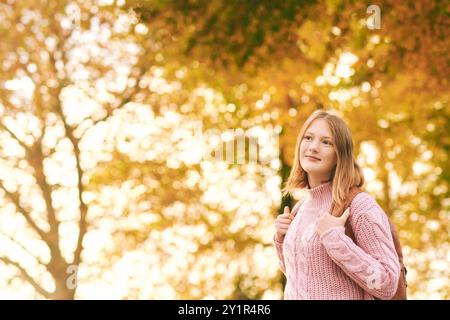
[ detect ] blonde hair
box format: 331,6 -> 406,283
282,110 -> 364,208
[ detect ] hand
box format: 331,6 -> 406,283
275,206 -> 295,242
316,208 -> 351,237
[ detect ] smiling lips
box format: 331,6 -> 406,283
306,155 -> 321,161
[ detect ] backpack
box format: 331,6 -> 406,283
329,187 -> 408,300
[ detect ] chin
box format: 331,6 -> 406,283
301,159 -> 318,168
301,164 -> 315,173
302,163 -> 325,173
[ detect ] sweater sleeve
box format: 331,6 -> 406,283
319,192 -> 401,299
273,235 -> 286,276
272,198 -> 304,276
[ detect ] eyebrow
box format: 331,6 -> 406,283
305,131 -> 333,140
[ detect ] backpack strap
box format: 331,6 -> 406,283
329,187 -> 363,242
330,187 -> 408,299
330,188 -> 405,267
387,218 -> 408,290
388,220 -> 405,266
330,187 -> 363,218
291,196 -> 306,217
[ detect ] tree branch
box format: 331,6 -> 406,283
0,256 -> 52,299
54,102 -> 87,267
82,43 -> 152,135
86,68 -> 148,131
0,121 -> 29,150
25,140 -> 61,250
0,180 -> 49,244
45,14 -> 89,268
0,120 -> 63,266
0,230 -> 46,266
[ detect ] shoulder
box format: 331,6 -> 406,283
292,196 -> 307,216
350,191 -> 379,212
348,191 -> 394,243
349,191 -> 387,225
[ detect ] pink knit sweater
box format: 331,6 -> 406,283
274,182 -> 401,300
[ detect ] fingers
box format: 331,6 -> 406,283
277,213 -> 294,223
323,208 -> 350,220
276,225 -> 290,232
275,218 -> 292,227
284,206 -> 295,220
278,212 -> 293,220
284,206 -> 296,220
277,218 -> 293,224
275,206 -> 295,236
276,226 -> 290,237
275,216 -> 294,234
341,208 -> 351,220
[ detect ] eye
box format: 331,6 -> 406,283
323,140 -> 331,145
304,135 -> 312,141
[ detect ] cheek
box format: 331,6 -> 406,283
324,149 -> 337,164
298,143 -> 308,166
299,142 -> 306,156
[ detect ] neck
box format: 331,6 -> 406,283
307,174 -> 331,189
304,181 -> 333,209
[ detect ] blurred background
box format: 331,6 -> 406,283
0,0 -> 448,299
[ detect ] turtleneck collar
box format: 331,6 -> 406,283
303,181 -> 333,209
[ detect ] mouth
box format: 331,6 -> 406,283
306,155 -> 321,161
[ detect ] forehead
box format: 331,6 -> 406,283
305,119 -> 333,138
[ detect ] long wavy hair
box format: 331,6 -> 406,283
282,110 -> 364,208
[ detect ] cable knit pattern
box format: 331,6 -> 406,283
273,182 -> 401,300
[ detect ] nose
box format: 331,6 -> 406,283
308,148 -> 318,156
308,140 -> 320,153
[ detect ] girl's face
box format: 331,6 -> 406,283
299,118 -> 337,178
